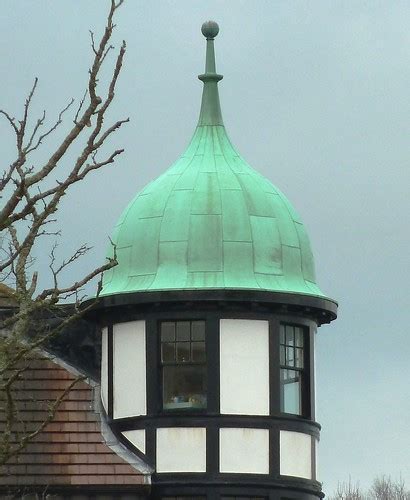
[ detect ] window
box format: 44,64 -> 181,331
221,497 -> 266,500
161,320 -> 207,410
163,497 -> 206,500
280,324 -> 306,415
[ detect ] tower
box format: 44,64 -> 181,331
97,21 -> 337,500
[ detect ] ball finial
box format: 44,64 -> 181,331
201,20 -> 219,39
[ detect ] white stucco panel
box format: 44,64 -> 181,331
122,429 -> 146,454
156,427 -> 206,473
280,430 -> 312,479
219,428 -> 269,474
113,320 -> 146,419
220,319 -> 269,415
101,327 -> 108,412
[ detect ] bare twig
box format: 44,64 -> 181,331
25,98 -> 75,154
0,0 -> 125,465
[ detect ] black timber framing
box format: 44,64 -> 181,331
206,316 -> 220,414
86,289 -> 338,326
309,326 -> 317,422
98,295 -> 329,500
269,317 -> 281,415
105,308 -> 317,426
150,481 -> 324,499
113,415 -> 320,437
146,318 -> 160,416
107,324 -> 114,419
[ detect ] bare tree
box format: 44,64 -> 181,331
329,476 -> 410,500
370,476 -> 410,500
330,478 -> 363,500
0,0 -> 127,465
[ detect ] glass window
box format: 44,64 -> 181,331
161,321 -> 207,410
163,497 -> 206,500
221,497 -> 266,500
280,324 -> 306,416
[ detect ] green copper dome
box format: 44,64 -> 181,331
101,23 -> 325,299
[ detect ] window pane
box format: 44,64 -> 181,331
285,325 -> 294,345
192,320 -> 205,340
176,342 -> 190,362
161,322 -> 175,341
280,324 -> 307,416
176,321 -> 190,341
295,326 -> 304,347
286,346 -> 294,367
281,369 -> 301,415
192,341 -> 206,362
163,365 -> 207,409
295,347 -> 304,368
161,342 -> 175,362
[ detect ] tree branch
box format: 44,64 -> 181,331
0,0 -> 125,465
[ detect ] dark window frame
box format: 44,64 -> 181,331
162,497 -> 206,500
221,496 -> 268,500
279,323 -> 310,418
159,319 -> 207,412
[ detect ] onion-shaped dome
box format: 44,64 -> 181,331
102,22 -> 325,299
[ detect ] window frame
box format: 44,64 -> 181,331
159,319 -> 208,413
279,322 -> 311,418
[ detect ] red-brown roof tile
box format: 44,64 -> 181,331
0,355 -> 148,491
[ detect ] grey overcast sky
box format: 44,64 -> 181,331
1,1 -> 409,494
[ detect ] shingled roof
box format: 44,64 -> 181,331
0,354 -> 150,498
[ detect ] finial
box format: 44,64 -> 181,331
197,20 -> 223,126
201,20 -> 219,40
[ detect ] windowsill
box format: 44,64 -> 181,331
163,402 -> 207,410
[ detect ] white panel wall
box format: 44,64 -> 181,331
156,427 -> 206,473
122,429 -> 146,454
101,327 -> 108,412
220,319 -> 270,415
280,430 -> 312,479
113,321 -> 146,419
220,428 -> 269,474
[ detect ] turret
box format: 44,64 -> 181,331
97,21 -> 337,500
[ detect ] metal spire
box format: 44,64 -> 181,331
197,21 -> 224,126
